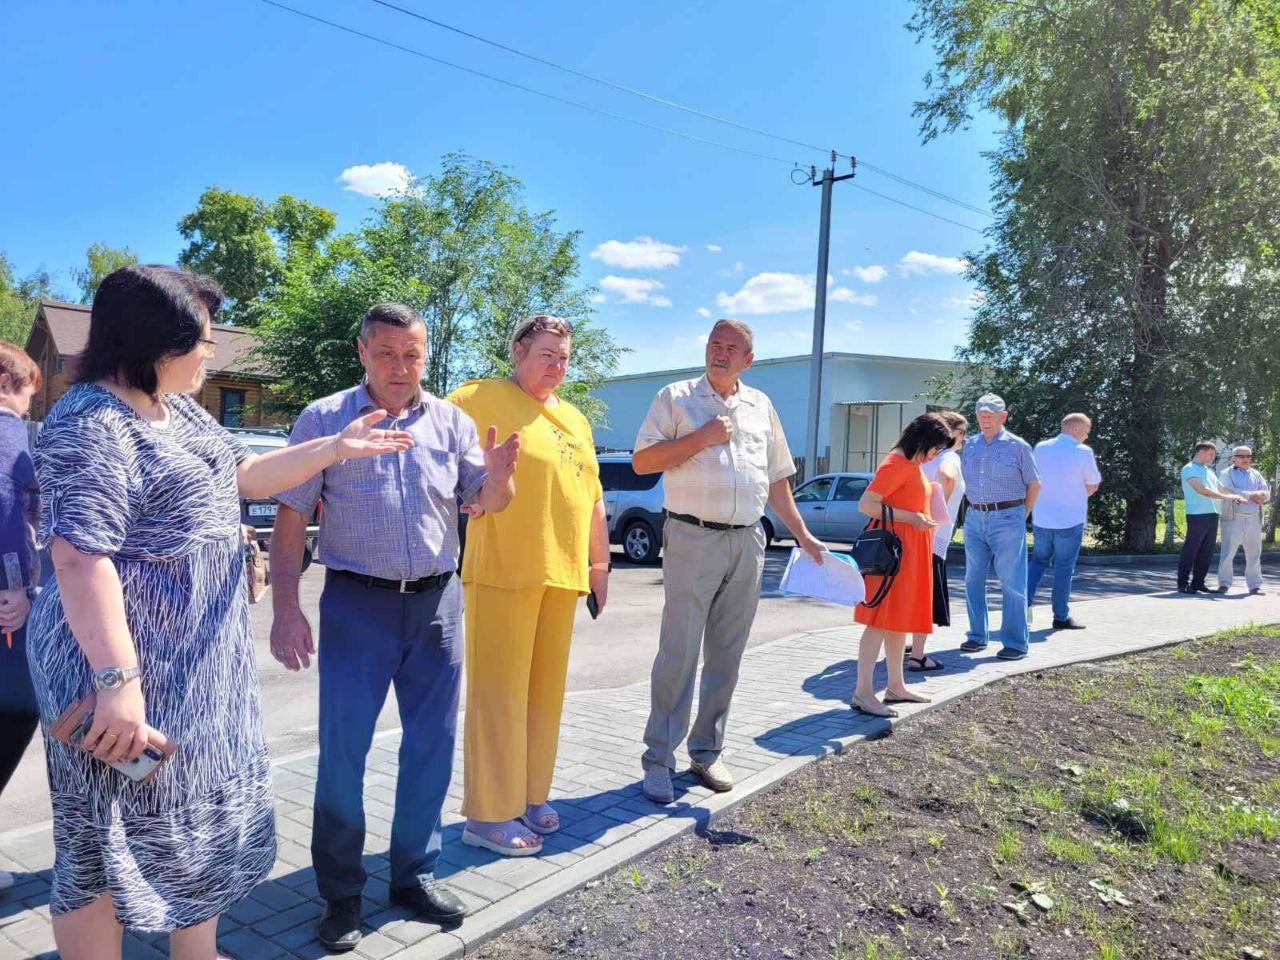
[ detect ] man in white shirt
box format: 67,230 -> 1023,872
1216,445 -> 1271,595
1027,413 -> 1102,629
632,319 -> 824,804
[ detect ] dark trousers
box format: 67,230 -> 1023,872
1178,513 -> 1219,589
0,623 -> 39,795
311,571 -> 463,900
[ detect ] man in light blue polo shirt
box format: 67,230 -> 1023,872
1178,441 -> 1245,594
960,393 -> 1041,660
1026,413 -> 1102,630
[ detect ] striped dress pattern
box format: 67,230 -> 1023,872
26,383 -> 276,931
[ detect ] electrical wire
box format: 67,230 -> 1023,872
255,0 -> 799,167
362,0 -> 994,218
850,183 -> 986,234
254,0 -> 986,234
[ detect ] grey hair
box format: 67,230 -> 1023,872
709,318 -> 754,352
360,302 -> 426,341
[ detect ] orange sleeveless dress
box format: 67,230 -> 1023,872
854,452 -> 934,634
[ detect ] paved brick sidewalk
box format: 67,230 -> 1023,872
2,587 -> 1278,959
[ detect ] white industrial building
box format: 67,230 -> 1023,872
590,351 -> 962,480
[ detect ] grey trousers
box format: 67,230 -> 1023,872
1218,515 -> 1264,590
642,517 -> 766,771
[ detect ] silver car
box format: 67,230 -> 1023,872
599,453 -> 665,564
761,471 -> 874,547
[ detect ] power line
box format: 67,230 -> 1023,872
362,0 -> 994,219
850,182 -> 985,234
253,0 -> 986,235
255,0 -> 798,167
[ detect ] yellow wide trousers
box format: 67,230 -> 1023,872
462,582 -> 579,822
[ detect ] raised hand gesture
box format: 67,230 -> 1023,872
336,409 -> 415,459
483,425 -> 521,485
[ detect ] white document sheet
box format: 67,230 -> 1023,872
779,548 -> 866,606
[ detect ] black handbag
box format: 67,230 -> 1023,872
851,505 -> 903,608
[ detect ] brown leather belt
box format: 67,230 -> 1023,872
967,498 -> 1026,513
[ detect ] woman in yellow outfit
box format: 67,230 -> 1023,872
447,315 -> 610,857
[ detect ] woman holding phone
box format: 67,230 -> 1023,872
850,412 -> 953,717
27,265 -> 412,959
448,315 -> 608,857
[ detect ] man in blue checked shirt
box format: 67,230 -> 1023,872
268,303 -> 519,952
959,393 -> 1041,660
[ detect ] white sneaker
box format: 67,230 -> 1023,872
642,765 -> 674,804
690,758 -> 734,792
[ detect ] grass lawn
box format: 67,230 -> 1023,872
477,626 -> 1280,960
947,499 -> 1279,556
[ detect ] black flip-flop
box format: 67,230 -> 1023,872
905,654 -> 945,672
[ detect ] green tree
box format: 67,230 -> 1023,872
0,253 -> 58,345
72,242 -> 138,303
912,0 -> 1280,550
255,154 -> 624,423
176,188 -> 335,325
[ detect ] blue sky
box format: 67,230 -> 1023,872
0,0 -> 999,374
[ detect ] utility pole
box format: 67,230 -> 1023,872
803,152 -> 857,482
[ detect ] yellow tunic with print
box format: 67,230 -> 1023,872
447,379 -> 602,594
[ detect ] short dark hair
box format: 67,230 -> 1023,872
1193,440 -> 1217,456
76,265 -> 222,397
360,302 -> 425,341
896,412 -> 953,460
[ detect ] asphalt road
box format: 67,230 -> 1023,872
2,546 -> 1274,830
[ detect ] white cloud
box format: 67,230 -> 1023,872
844,319 -> 865,334
849,264 -> 888,284
589,236 -> 686,270
716,272 -> 816,315
941,290 -> 985,310
705,244 -> 722,253
590,293 -> 607,304
830,288 -> 878,307
898,251 -> 968,277
716,273 -> 877,315
696,307 -> 712,318
598,275 -> 671,306
336,161 -> 413,197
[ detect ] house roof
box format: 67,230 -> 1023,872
32,299 -> 269,379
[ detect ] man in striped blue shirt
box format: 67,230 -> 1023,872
959,393 -> 1041,660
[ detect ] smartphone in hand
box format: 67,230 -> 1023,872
586,592 -> 600,620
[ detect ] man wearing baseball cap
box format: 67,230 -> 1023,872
959,393 -> 1041,660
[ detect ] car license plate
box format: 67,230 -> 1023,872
248,503 -> 277,518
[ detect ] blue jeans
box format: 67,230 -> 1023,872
963,506 -> 1030,653
312,571 -> 463,899
1026,524 -> 1085,622
0,622 -> 39,795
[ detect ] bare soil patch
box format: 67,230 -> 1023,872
477,627 -> 1280,960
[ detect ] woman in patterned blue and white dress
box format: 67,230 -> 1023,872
27,265 -> 413,960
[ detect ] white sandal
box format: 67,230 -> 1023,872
461,821 -> 543,857
517,803 -> 560,835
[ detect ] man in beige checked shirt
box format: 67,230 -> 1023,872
633,318 -> 825,804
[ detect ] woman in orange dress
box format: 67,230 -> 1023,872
851,413 -> 954,717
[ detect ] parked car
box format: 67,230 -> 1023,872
599,453 -> 664,564
230,427 -> 319,567
761,471 -> 874,548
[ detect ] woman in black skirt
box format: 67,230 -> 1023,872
908,411 -> 967,671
